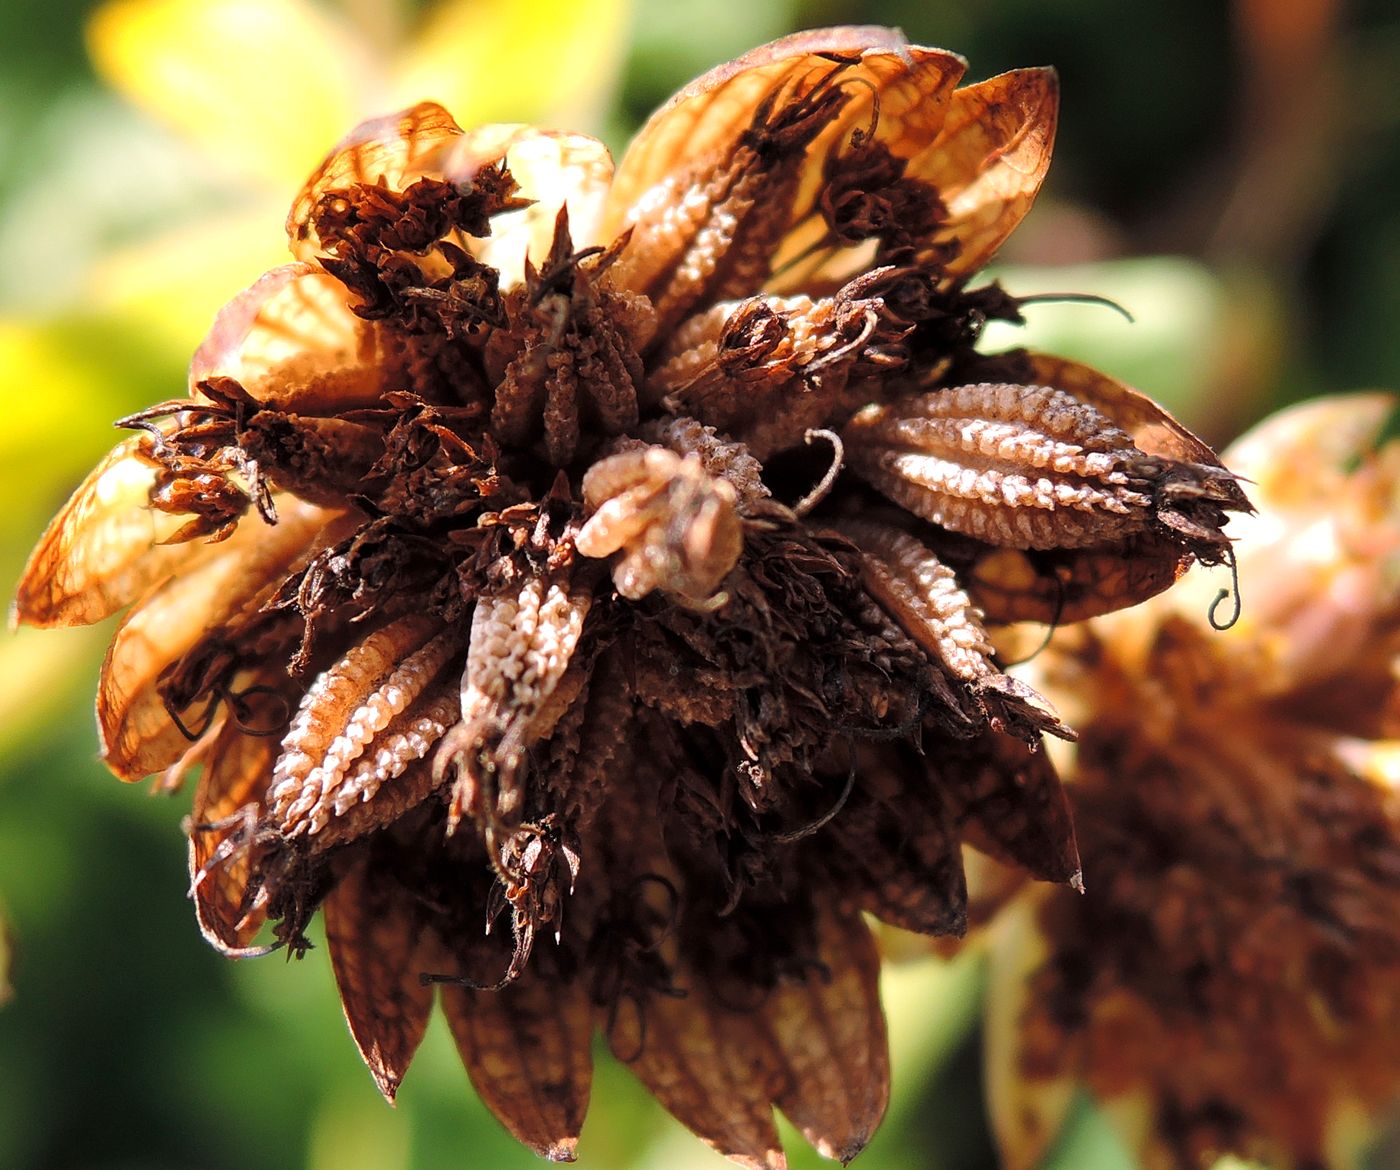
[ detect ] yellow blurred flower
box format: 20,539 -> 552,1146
982,393 -> 1400,1170
83,0 -> 633,348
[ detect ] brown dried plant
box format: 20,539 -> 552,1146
981,394 -> 1400,1170
14,27 -> 1248,1167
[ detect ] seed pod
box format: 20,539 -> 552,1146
441,578 -> 592,827
844,382 -> 1216,550
269,615 -> 454,837
837,518 -> 1069,737
834,518 -> 997,683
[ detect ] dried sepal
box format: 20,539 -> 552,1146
958,537 -> 1192,626
576,444 -> 743,603
191,264 -> 392,413
14,431 -> 203,628
438,957 -> 594,1161
911,69 -> 1058,279
764,902 -> 889,1165
188,720 -> 280,954
607,919 -> 788,1170
323,855 -> 435,1102
1024,353 -> 1236,478
946,728 -> 1081,887
821,749 -> 969,936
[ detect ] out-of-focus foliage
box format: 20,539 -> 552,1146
1,1 -> 1398,1168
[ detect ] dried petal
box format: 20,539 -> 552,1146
98,497 -> 333,780
765,903 -> 888,1164
439,960 -> 594,1161
324,855 -> 435,1101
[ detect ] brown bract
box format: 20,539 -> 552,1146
982,394 -> 1400,1170
14,26 -> 1248,1167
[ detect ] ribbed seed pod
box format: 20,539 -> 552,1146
443,578 -> 592,826
270,616 -> 459,838
844,383 -> 1166,550
834,518 -> 998,683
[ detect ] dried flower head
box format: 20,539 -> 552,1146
15,27 -> 1248,1167
982,394 -> 1400,1170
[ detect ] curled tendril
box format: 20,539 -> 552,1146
771,754 -> 859,844
791,428 -> 846,517
1004,573 -> 1069,668
1207,544 -> 1243,631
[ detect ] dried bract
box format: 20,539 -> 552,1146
15,26 -> 1248,1167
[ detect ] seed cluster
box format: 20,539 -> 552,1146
16,27 -> 1248,1168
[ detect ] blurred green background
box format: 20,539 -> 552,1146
2,0 -> 1398,1168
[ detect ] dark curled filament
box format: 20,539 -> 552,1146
1016,291 -> 1136,324
1207,544 -> 1243,631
